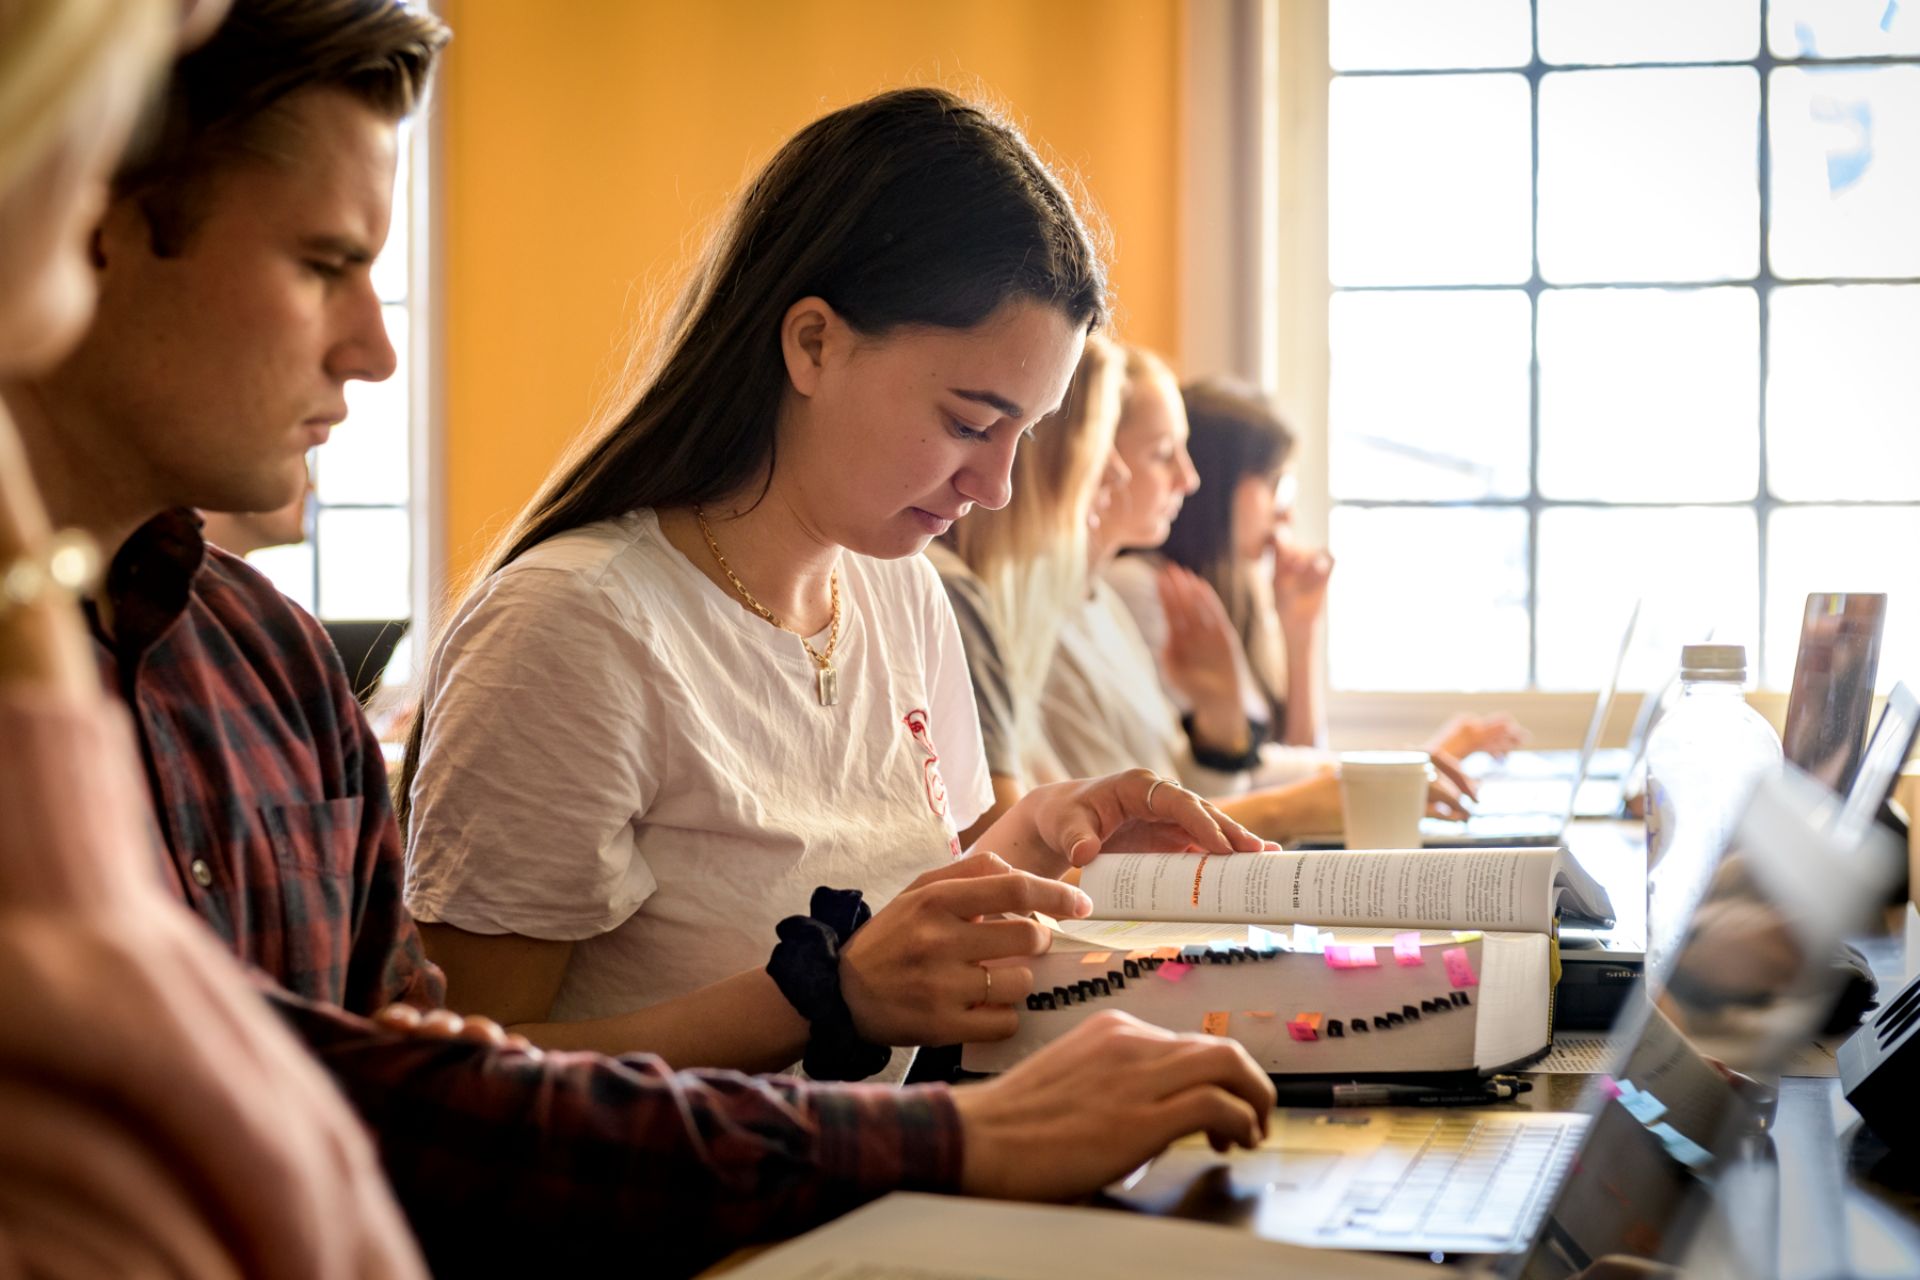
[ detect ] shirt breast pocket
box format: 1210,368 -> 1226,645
255,797 -> 362,1004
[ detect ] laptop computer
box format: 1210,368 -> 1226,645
1419,603 -> 1642,849
1513,707 -> 1915,1279
1110,763 -> 1902,1268
1781,592 -> 1887,793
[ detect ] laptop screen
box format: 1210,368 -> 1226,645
1512,765 -> 1901,1278
1782,592 -> 1888,793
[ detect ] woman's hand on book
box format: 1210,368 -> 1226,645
952,1010 -> 1274,1200
985,769 -> 1274,879
838,853 -> 1089,1047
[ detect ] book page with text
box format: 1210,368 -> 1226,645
1078,850 -> 1560,933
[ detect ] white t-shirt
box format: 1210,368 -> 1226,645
1102,555 -> 1329,788
1040,577 -> 1246,796
405,508 -> 993,1036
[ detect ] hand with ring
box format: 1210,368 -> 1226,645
969,768 -> 1276,881
836,852 -> 1090,1046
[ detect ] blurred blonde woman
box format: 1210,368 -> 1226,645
0,1 -> 423,1273
930,332 -> 1127,834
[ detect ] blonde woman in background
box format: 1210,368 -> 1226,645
0,1 -> 424,1273
929,333 -> 1127,837
1039,346 -> 1473,839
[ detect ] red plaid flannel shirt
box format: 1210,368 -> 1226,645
95,512 -> 963,1273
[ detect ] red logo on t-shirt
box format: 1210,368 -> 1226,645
902,708 -> 950,822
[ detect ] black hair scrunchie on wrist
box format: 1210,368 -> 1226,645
766,886 -> 892,1082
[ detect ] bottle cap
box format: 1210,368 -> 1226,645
1681,643 -> 1746,681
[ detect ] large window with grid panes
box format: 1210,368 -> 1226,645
250,118 -> 423,684
1323,0 -> 1918,698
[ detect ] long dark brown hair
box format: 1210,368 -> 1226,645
399,86 -> 1108,822
1159,377 -> 1297,720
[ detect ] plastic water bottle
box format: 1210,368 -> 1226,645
1643,644 -> 1782,981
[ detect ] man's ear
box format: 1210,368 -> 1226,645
778,296 -> 841,399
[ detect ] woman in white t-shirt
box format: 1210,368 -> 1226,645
400,89 -> 1266,1079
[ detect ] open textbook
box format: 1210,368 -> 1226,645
1077,846 -> 1614,933
962,849 -> 1613,1077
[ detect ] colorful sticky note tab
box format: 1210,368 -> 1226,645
1452,930 -> 1484,943
1202,1011 -> 1230,1035
1619,1088 -> 1669,1125
1156,960 -> 1194,983
1324,944 -> 1380,970
1287,1020 -> 1319,1042
1648,1123 -> 1714,1170
1393,932 -> 1425,966
1150,947 -> 1182,960
1597,1075 -> 1623,1100
1244,1010 -> 1276,1019
1081,951 -> 1114,966
1297,1011 -> 1323,1029
1292,923 -> 1321,953
1442,946 -> 1479,988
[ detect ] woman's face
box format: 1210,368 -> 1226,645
1103,368 -> 1199,552
1231,466 -> 1298,561
778,295 -> 1086,560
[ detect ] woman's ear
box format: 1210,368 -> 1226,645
779,296 -> 840,398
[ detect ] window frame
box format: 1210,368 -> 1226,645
1183,0 -> 1913,747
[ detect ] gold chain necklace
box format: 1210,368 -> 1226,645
694,506 -> 842,706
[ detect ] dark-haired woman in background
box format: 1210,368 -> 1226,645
1106,376 -> 1526,782
402,88 -> 1267,1080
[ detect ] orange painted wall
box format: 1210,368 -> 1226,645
435,0 -> 1184,588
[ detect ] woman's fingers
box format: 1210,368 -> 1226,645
1429,750 -> 1479,804
929,870 -> 1091,924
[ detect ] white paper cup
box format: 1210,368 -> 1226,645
1338,750 -> 1432,849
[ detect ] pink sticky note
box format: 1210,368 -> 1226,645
1442,946 -> 1479,988
1393,932 -> 1425,966
1323,944 -> 1379,970
1156,960 -> 1195,983
1287,1020 -> 1319,1042
1597,1076 -> 1623,1100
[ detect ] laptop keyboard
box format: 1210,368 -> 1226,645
1317,1112 -> 1588,1250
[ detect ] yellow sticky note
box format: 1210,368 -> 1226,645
1202,1011 -> 1231,1035
1081,951 -> 1114,966
1452,930 -> 1484,943
1298,1011 -> 1323,1030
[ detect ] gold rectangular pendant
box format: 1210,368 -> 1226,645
817,665 -> 838,707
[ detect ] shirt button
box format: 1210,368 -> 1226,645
189,859 -> 214,888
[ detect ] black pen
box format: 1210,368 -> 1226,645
1272,1079 -> 1530,1108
